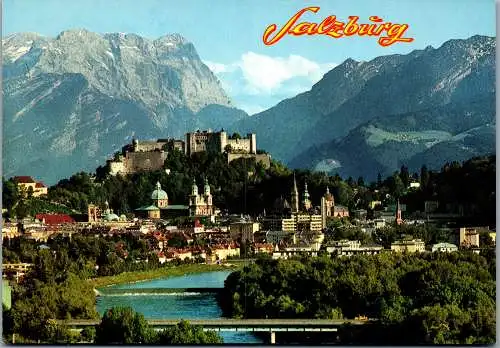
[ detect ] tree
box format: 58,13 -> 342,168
224,144 -> 232,153
420,165 -> 429,189
357,176 -> 365,187
3,178 -> 19,212
95,307 -> 155,344
400,165 -> 410,188
80,326 -> 96,343
155,320 -> 223,344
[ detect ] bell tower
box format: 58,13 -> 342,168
291,173 -> 299,213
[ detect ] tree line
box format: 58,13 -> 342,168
1,233 -> 205,343
218,251 -> 495,344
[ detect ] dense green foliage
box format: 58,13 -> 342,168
96,307 -> 155,344
41,154 -> 494,227
3,152 -> 495,229
95,307 -> 222,344
2,246 -> 99,343
219,252 -> 496,344
1,233 -> 204,343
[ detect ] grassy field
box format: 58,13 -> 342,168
90,263 -> 240,288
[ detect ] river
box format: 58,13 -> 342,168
95,270 -> 263,344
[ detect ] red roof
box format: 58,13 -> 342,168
35,214 -> 75,225
35,182 -> 47,188
14,176 -> 36,183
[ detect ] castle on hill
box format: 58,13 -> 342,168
107,129 -> 271,176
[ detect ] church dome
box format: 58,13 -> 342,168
151,181 -> 168,200
103,213 -> 120,221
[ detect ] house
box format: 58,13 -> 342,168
369,201 -> 382,210
266,230 -> 293,244
13,176 -> 48,197
165,248 -> 193,262
35,214 -> 75,225
391,238 -> 425,253
431,242 -> 458,253
2,223 -> 20,240
211,243 -> 240,260
229,220 -> 260,242
489,232 -> 496,245
254,243 -> 274,254
352,209 -> 367,221
458,227 -> 480,248
409,182 -> 421,189
333,205 -> 349,218
325,240 -> 384,257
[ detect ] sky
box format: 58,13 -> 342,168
3,0 -> 496,114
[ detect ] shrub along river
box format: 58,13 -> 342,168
95,270 -> 263,344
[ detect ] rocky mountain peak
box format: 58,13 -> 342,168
3,29 -> 244,184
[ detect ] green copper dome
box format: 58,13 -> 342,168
151,181 -> 168,200
103,213 -> 120,221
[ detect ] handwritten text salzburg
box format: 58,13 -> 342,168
263,7 -> 414,47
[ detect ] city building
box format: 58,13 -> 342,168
35,213 -> 75,225
211,243 -> 240,260
13,176 -> 48,197
229,220 -> 260,242
136,182 -> 190,220
262,175 -> 326,233
2,223 -> 20,240
325,240 -> 384,257
352,209 -> 368,221
333,205 -> 349,218
431,242 -> 458,252
189,178 -> 219,222
391,238 -> 425,253
457,227 -> 480,248
266,230 -> 294,244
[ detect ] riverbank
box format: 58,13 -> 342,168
90,263 -> 240,288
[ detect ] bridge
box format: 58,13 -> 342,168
59,318 -> 372,344
95,287 -> 222,296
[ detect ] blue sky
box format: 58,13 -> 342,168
3,0 -> 496,114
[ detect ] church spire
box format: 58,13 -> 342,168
396,199 -> 403,225
291,172 -> 299,213
191,178 -> 198,196
204,177 -> 211,196
303,182 -> 311,210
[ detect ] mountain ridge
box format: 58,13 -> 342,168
3,29 -> 248,184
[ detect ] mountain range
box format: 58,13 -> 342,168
3,30 -> 248,184
235,35 -> 495,180
3,31 -> 495,184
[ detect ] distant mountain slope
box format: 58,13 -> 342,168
235,35 -> 495,179
289,95 -> 495,180
3,30 -> 248,184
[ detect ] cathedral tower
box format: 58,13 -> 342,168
291,173 -> 299,213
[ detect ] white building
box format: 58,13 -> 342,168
431,242 -> 458,253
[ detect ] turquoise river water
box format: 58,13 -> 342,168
96,271 -> 263,344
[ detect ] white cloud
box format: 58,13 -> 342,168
239,52 -> 334,92
204,60 -> 238,74
203,53 -> 336,114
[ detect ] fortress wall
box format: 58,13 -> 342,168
124,151 -> 168,173
135,141 -> 167,152
227,138 -> 252,152
227,153 -> 271,168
